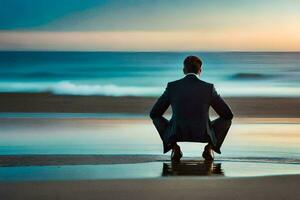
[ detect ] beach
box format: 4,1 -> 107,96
0,93 -> 299,200
0,93 -> 300,117
1,0 -> 300,196
0,51 -> 299,199
1,175 -> 300,200
0,113 -> 300,199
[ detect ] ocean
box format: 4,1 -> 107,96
1,52 -> 300,180
0,51 -> 299,97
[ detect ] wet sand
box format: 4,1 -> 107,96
0,118 -> 299,200
0,117 -> 299,156
0,93 -> 299,199
1,154 -> 300,167
0,93 -> 299,117
0,175 -> 299,200
0,155 -> 169,167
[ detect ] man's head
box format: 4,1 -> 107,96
183,55 -> 202,75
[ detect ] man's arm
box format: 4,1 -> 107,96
150,83 -> 170,120
149,84 -> 172,153
210,85 -> 233,120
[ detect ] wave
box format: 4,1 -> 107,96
0,72 -> 101,79
0,81 -> 299,97
0,72 -> 62,78
0,81 -> 163,96
23,72 -> 66,78
230,73 -> 276,80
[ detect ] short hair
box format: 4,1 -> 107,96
183,56 -> 202,74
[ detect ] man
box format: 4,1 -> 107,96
150,56 -> 233,161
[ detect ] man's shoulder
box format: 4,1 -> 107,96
198,79 -> 214,87
168,77 -> 214,88
167,78 -> 183,86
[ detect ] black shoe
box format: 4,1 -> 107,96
171,145 -> 182,162
202,144 -> 214,161
211,146 -> 221,154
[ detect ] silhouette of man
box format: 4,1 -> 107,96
150,56 -> 233,161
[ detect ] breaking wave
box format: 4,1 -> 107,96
0,81 -> 163,96
0,81 -> 299,97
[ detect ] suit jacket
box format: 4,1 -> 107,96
150,74 -> 233,153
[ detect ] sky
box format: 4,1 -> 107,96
0,0 -> 300,51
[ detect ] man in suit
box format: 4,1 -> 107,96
150,55 -> 233,161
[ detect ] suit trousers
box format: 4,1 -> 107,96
210,117 -> 232,153
154,117 -> 231,153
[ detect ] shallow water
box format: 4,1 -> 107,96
0,115 -> 300,181
0,117 -> 299,180
0,160 -> 300,181
0,117 -> 299,159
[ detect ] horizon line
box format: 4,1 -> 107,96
1,50 -> 300,53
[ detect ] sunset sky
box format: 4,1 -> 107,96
0,0 -> 300,51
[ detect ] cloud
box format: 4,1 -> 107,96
1,0 -> 299,31
0,28 -> 300,51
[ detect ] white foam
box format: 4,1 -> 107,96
0,81 -> 164,96
0,81 -> 299,97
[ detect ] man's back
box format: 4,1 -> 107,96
168,74 -> 212,122
150,55 -> 233,159
150,74 -> 232,146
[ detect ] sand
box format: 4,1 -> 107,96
0,93 -> 299,199
0,93 -> 299,117
1,154 -> 300,167
0,175 -> 299,200
0,155 -> 169,167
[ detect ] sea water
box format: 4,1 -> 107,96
0,118 -> 300,180
0,51 -> 299,97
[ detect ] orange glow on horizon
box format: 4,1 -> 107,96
1,28 -> 300,51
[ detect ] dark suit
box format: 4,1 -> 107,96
150,74 -> 233,153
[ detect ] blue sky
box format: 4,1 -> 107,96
0,0 -> 299,50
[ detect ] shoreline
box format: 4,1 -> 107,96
0,93 -> 299,118
1,175 -> 299,200
1,154 -> 300,167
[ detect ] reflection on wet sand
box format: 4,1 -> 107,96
162,161 -> 224,176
